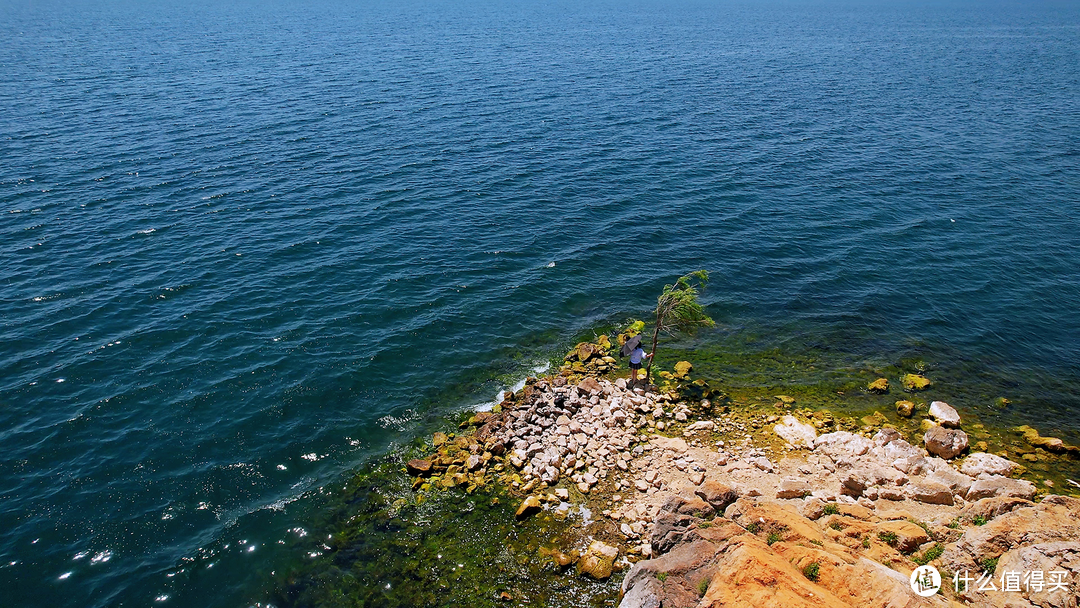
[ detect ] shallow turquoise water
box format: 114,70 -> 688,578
2,0 -> 1079,605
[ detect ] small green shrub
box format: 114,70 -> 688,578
973,515 -> 987,526
912,544 -> 944,566
766,531 -> 783,546
946,519 -> 960,529
747,523 -> 760,534
862,536 -> 871,549
656,572 -> 668,582
878,531 -> 899,547
802,561 -> 821,582
981,557 -> 999,574
697,578 -> 710,596
829,521 -> 843,531
810,539 -> 823,546
822,504 -> 839,516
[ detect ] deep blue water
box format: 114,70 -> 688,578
2,0 -> 1079,605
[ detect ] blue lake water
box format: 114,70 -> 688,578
2,0 -> 1079,605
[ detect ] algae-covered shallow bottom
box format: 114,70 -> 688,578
268,450 -> 621,608
267,322 -> 1080,607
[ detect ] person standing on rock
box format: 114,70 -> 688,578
624,336 -> 652,388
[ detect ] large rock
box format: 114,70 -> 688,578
965,475 -> 1037,501
578,540 -> 619,579
621,538 -> 736,608
813,432 -> 872,460
986,541 -> 1080,608
724,499 -> 825,545
875,520 -> 930,553
959,496 -> 1035,523
695,480 -> 738,511
906,480 -> 955,505
777,479 -> 813,499
926,466 -> 974,497
924,425 -> 969,459
698,538 -> 850,608
940,495 -> 1080,576
649,510 -> 699,556
959,452 -> 1019,478
662,494 -> 716,518
774,415 -> 817,448
928,401 -> 962,428
651,436 -> 689,454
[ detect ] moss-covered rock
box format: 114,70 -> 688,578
867,378 -> 889,394
902,374 -> 931,391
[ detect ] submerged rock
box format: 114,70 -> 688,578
867,378 -> 889,394
578,540 -> 619,579
894,400 -> 915,418
901,374 -> 931,392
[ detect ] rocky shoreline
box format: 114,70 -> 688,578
404,337 -> 1080,608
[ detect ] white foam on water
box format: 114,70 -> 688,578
474,362 -> 550,412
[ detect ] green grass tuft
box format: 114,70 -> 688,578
877,531 -> 899,546
912,543 -> 944,566
822,504 -> 839,516
802,562 -> 821,582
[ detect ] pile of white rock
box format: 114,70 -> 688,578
497,376 -> 663,494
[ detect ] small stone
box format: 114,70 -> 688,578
555,488 -> 569,500
895,400 -> 915,418
689,471 -> 705,485
515,496 -> 542,519
868,378 -> 889,393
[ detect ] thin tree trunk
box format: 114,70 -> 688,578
644,311 -> 661,385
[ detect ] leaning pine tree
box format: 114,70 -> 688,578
644,270 -> 715,385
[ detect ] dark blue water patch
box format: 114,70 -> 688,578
2,0 -> 1079,606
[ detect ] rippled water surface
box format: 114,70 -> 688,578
2,0 -> 1079,605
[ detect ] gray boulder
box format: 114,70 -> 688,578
924,425 -> 969,459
